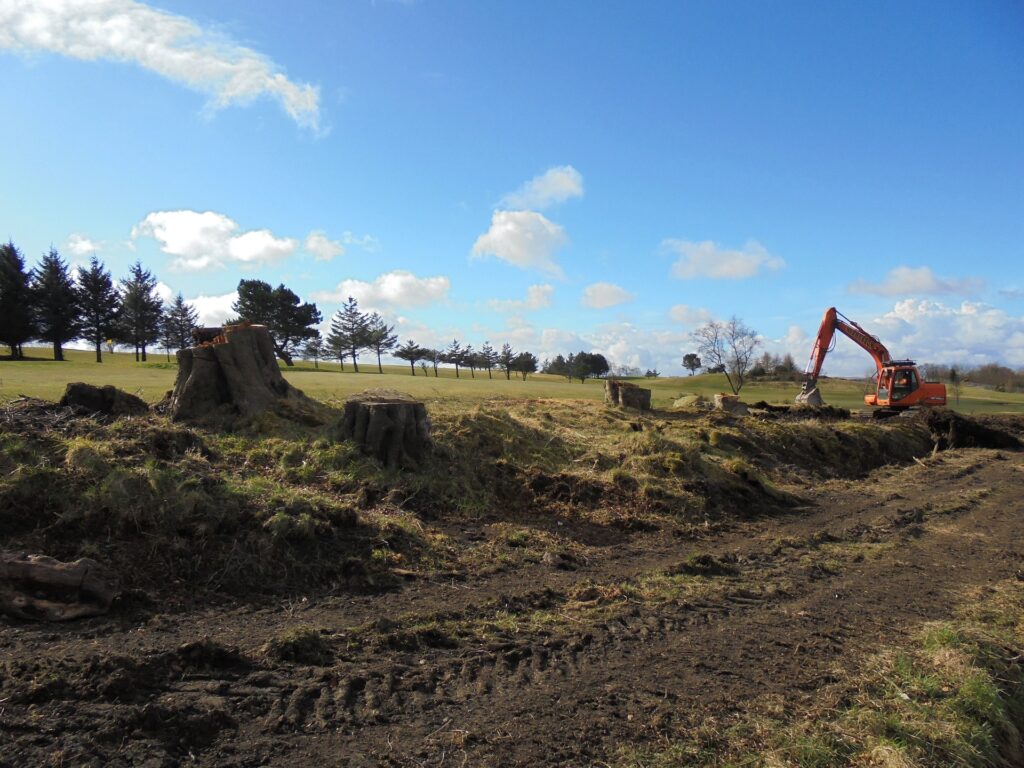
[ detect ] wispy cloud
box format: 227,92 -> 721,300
501,165 -> 583,210
488,284 -> 554,312
581,282 -> 634,309
0,0 -> 321,129
311,270 -> 450,308
849,266 -> 984,297
663,239 -> 784,280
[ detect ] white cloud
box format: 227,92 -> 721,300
664,239 -> 784,280
154,281 -> 174,304
488,284 -> 554,312
341,231 -> 380,252
311,270 -> 450,308
581,282 -> 634,309
131,210 -> 298,270
186,291 -> 238,327
0,0 -> 321,129
668,304 -> 713,326
304,230 -> 345,261
848,266 -> 983,297
472,210 -> 568,278
501,165 -> 583,209
66,233 -> 101,256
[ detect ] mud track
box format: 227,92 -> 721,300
2,448 -> 1023,767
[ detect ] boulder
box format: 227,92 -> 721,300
714,393 -> 749,416
59,382 -> 149,417
672,394 -> 707,409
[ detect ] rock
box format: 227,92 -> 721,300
672,394 -> 707,409
59,382 -> 149,417
604,380 -> 652,411
166,324 -> 313,422
0,551 -> 117,621
714,393 -> 749,416
337,390 -> 431,469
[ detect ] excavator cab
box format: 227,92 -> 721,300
866,362 -> 944,409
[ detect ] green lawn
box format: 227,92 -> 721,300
2,346 -> 1023,413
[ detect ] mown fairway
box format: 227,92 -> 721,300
3,345 -> 1024,413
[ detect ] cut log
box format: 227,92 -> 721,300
59,383 -> 149,417
338,390 -> 431,469
714,393 -> 749,416
166,324 -> 313,422
604,380 -> 652,411
0,552 -> 117,621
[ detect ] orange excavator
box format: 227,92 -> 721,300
796,307 -> 946,412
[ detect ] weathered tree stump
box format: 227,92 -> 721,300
166,324 -> 309,422
714,393 -> 749,416
0,552 -> 117,621
338,390 -> 431,469
59,383 -> 149,417
604,380 -> 652,411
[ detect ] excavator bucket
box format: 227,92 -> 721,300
795,382 -> 824,407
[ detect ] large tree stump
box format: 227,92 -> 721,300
605,380 -> 652,411
338,390 -> 431,469
0,552 -> 117,621
166,324 -> 309,422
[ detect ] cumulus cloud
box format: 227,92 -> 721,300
0,0 -> 320,129
65,233 -> 102,256
311,270 -> 450,308
848,266 -> 984,297
664,239 -> 784,280
131,210 -> 298,270
186,291 -> 238,327
501,165 -> 583,209
581,282 -> 634,309
472,210 -> 568,278
668,304 -> 713,326
488,284 -> 554,313
304,230 -> 345,262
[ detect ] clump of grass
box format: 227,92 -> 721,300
263,626 -> 332,665
64,438 -> 109,475
506,529 -> 532,548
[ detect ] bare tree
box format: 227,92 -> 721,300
691,316 -> 760,395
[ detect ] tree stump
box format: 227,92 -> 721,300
338,390 -> 431,469
0,552 -> 117,621
713,393 -> 749,416
604,380 -> 652,411
166,324 -> 310,422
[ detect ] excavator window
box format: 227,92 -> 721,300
891,370 -> 918,401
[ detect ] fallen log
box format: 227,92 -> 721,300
0,552 -> 117,621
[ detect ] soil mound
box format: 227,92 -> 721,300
59,383 -> 149,417
922,409 -> 1023,451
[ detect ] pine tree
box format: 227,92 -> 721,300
365,312 -> 398,373
302,333 -> 324,369
0,241 -> 36,359
231,279 -> 322,366
479,341 -> 498,379
31,247 -> 81,361
162,293 -> 199,353
117,261 -> 164,361
326,296 -> 369,372
77,256 -> 120,363
498,343 -> 516,380
394,339 -> 422,376
443,339 -> 464,378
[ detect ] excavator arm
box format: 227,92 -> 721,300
804,307 -> 891,381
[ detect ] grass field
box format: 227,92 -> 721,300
3,346 -> 1024,413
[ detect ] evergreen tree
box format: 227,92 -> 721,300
31,247 -> 81,361
0,241 -> 36,359
394,338 -> 423,376
443,339 -> 464,378
479,341 -> 498,379
365,312 -> 398,373
161,293 -> 199,353
117,261 -> 164,361
512,351 -> 539,380
302,333 -> 324,369
682,353 -> 702,376
77,255 -> 121,363
325,296 -> 369,372
232,279 -> 322,366
462,344 -> 477,378
498,343 -> 515,380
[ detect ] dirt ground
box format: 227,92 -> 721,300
2,426 -> 1022,767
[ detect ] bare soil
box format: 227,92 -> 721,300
2,420 -> 1023,766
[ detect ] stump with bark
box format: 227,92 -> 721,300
166,324 -> 312,423
604,380 -> 652,411
0,552 -> 117,621
337,390 -> 431,469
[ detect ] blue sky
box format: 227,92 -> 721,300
1,0 -> 1022,374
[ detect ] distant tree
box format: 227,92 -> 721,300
31,247 -> 81,361
544,354 -> 571,380
425,347 -> 443,377
302,333 -> 324,369
364,312 -> 398,373
232,279 -> 322,366
571,351 -> 610,381
325,296 -> 369,372
394,338 -> 423,375
461,344 -> 478,378
479,341 -> 498,379
498,343 -> 516,380
443,339 -> 464,378
0,241 -> 36,358
644,369 -> 660,378
778,353 -> 798,375
117,261 -> 164,362
949,366 -> 961,405
692,317 -> 760,395
512,351 -> 539,380
77,255 -> 121,363
418,361 -> 429,376
162,293 -> 199,354
682,353 -> 701,376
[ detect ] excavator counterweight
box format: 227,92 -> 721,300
797,307 -> 946,411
